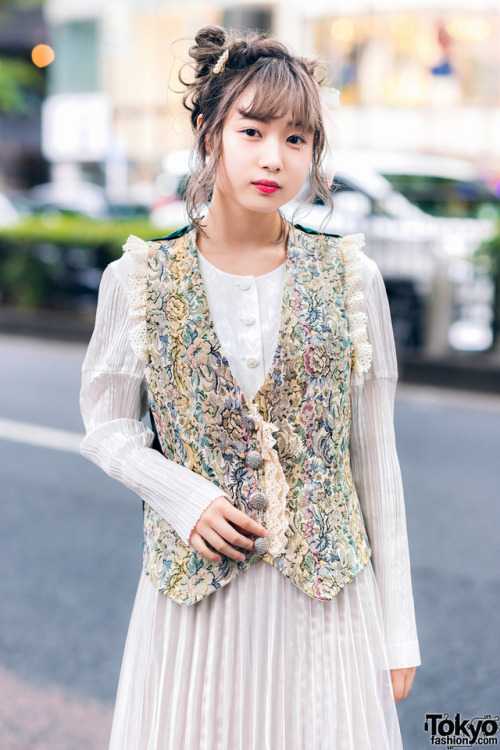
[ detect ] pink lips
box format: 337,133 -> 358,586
253,182 -> 280,194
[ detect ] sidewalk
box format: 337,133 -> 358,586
0,665 -> 113,750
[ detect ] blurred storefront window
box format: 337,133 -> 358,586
223,7 -> 272,34
314,12 -> 500,107
49,20 -> 99,94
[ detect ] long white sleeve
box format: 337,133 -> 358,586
79,259 -> 231,547
350,258 -> 421,670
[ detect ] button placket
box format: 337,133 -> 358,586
236,277 -> 263,374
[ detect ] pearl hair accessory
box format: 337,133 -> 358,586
213,48 -> 229,74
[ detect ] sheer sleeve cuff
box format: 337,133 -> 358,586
385,640 -> 422,670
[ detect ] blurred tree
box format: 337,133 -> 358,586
0,0 -> 45,116
0,57 -> 44,115
0,0 -> 43,6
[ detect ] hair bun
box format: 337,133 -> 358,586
194,25 -> 226,54
188,25 -> 228,79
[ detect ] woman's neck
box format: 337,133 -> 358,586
195,204 -> 289,276
199,196 -> 285,255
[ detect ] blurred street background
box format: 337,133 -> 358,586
0,0 -> 499,748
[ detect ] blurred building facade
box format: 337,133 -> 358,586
42,0 -> 500,197
0,3 -> 49,189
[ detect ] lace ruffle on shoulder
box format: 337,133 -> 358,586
122,234 -> 154,362
339,233 -> 373,375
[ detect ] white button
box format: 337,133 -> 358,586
246,356 -> 259,368
239,279 -> 252,290
243,313 -> 255,325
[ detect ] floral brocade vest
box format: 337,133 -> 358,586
123,221 -> 374,606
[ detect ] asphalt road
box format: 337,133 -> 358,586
1,334 -> 499,749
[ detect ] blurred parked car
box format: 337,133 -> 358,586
150,150 -> 195,227
0,192 -> 21,227
24,182 -> 150,220
27,181 -> 109,219
362,150 -> 500,222
325,151 -> 499,351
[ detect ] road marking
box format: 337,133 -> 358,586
0,418 -> 83,453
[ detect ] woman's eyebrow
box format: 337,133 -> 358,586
236,108 -> 296,127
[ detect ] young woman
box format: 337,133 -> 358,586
80,24 -> 421,750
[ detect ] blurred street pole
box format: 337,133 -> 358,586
423,257 -> 454,356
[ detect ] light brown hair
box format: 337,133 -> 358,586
177,25 -> 335,242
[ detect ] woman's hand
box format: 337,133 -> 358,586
390,667 -> 416,702
189,496 -> 268,563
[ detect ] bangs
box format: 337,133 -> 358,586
234,61 -> 321,133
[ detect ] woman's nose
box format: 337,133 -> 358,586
258,136 -> 283,171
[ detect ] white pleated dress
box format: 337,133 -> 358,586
79,232 -> 421,750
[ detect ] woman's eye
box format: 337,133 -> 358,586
240,128 -> 307,145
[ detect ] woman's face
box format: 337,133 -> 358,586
211,86 -> 314,216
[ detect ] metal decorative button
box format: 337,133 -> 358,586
254,536 -> 269,555
241,414 -> 256,431
239,279 -> 252,290
246,356 -> 259,368
243,313 -> 255,325
248,491 -> 267,510
246,450 -> 263,469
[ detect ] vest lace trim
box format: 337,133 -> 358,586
246,402 -> 290,557
122,234 -> 154,362
339,233 -> 373,375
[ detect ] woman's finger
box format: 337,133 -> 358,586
189,530 -> 223,563
223,501 -> 268,538
202,526 -> 246,563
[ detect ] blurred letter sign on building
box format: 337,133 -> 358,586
41,93 -> 112,162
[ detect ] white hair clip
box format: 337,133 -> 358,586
213,49 -> 229,75
321,87 -> 340,108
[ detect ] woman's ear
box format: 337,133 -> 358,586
197,113 -> 211,156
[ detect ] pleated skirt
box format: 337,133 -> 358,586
109,559 -> 403,750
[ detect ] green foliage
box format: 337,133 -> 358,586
0,214 -> 168,309
0,213 -> 156,246
0,0 -> 44,8
0,57 -> 44,115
